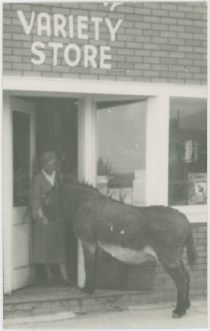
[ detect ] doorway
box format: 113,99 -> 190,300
10,96 -> 79,291
34,97 -> 79,285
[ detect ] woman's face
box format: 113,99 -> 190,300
43,159 -> 56,175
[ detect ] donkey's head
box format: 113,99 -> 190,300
61,178 -> 101,220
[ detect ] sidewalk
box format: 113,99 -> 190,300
4,299 -> 208,329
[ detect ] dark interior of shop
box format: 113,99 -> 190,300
35,97 -> 78,285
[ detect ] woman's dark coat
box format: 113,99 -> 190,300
31,172 -> 66,264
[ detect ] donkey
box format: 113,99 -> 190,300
44,179 -> 196,318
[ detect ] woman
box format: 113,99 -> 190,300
31,151 -> 70,286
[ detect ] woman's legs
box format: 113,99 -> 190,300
44,263 -> 71,285
59,262 -> 69,281
45,263 -> 69,279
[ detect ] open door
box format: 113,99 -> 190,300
11,97 -> 36,291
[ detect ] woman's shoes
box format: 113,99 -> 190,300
46,278 -> 54,287
45,277 -> 73,287
59,278 -> 72,287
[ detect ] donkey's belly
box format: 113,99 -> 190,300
98,241 -> 158,264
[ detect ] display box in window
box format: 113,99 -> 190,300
188,173 -> 207,205
108,188 -> 120,201
133,170 -> 145,206
120,188 -> 133,205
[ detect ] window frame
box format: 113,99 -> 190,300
3,76 -> 207,224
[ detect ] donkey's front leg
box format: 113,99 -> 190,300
82,241 -> 98,294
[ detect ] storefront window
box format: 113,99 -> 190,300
97,100 -> 146,206
168,98 -> 207,206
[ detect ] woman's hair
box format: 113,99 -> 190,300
40,151 -> 56,167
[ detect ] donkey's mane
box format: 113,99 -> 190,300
63,177 -> 100,194
62,176 -> 134,207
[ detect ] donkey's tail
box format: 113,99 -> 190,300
186,226 -> 197,265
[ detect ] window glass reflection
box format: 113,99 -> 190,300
97,100 -> 146,206
169,98 -> 207,206
13,111 -> 30,206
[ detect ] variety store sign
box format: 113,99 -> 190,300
17,10 -> 123,69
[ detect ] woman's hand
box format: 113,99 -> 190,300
32,207 -> 48,224
41,217 -> 49,225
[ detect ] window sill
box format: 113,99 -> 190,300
172,205 -> 207,223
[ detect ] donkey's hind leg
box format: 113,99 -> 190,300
164,263 -> 189,318
181,261 -> 190,310
82,241 -> 98,294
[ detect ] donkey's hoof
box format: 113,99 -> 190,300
172,310 -> 186,319
172,312 -> 182,319
185,302 -> 191,310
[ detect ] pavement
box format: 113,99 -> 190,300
3,300 -> 208,330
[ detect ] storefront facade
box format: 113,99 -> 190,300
3,2 -> 207,298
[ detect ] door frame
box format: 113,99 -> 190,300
3,77 -> 207,293
3,95 -> 36,293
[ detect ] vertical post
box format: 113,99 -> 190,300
29,109 -> 36,273
3,93 -> 13,294
77,95 -> 97,288
145,96 -> 170,206
78,95 -> 97,186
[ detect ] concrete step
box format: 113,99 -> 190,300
4,286 -> 157,319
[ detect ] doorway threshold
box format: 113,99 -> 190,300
4,285 -> 152,319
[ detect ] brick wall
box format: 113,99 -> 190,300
153,223 -> 207,301
3,2 -> 207,84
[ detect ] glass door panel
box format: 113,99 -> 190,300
13,111 -> 30,207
